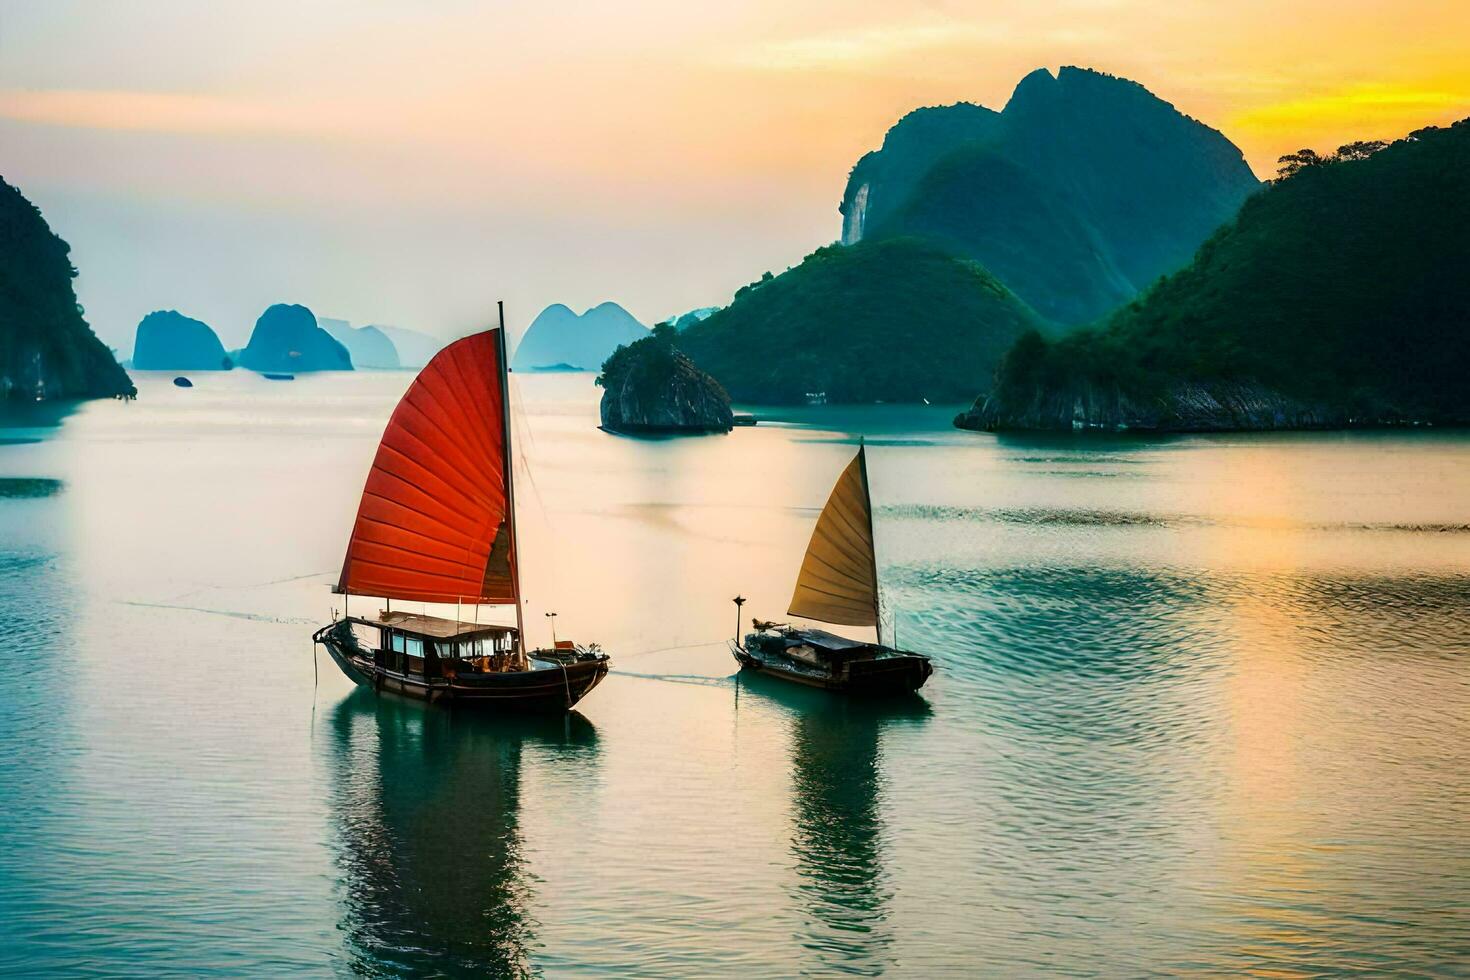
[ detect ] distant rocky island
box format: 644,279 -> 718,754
236,304 -> 353,373
514,302 -> 648,372
0,177 -> 135,401
841,66 -> 1261,326
678,238 -> 1042,404
958,119 -> 1470,433
370,325 -> 442,369
132,310 -> 232,370
598,324 -> 733,433
319,317 -> 400,369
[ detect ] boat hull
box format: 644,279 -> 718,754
731,640 -> 932,695
317,628 -> 609,712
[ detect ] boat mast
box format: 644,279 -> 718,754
495,302 -> 527,658
857,439 -> 882,647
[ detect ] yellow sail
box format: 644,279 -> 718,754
788,445 -> 879,627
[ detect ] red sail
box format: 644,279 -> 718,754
336,329 -> 518,604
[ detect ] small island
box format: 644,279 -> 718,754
597,324 -> 734,434
237,304 -> 353,373
133,310 -> 232,371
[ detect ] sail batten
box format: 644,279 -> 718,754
336,329 -> 518,605
787,445 -> 880,628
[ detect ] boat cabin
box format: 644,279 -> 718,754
748,626 -> 878,667
345,611 -> 524,679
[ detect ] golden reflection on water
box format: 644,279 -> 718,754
2,374 -> 1468,976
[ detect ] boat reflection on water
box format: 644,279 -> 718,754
736,672 -> 931,976
323,690 -> 600,976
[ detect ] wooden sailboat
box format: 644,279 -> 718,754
731,442 -> 933,694
313,307 -> 610,711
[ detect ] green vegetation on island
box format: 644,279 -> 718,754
0,177 -> 135,401
961,119 -> 1470,431
678,238 -> 1043,404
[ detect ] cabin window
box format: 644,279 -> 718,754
405,637 -> 423,658
391,633 -> 406,654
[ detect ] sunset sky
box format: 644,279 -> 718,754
2,0 -> 1466,354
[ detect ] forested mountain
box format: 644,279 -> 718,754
0,177 -> 135,400
841,67 -> 1261,325
959,120 -> 1470,431
678,238 -> 1043,404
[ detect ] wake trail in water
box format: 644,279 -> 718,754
116,600 -> 317,625
613,670 -> 735,688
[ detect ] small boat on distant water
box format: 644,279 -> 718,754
731,442 -> 933,694
262,372 -> 294,381
313,306 -> 610,711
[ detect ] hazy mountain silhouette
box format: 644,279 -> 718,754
370,325 -> 443,369
319,318 -> 400,369
512,302 -> 649,371
132,310 -> 232,370
0,176 -> 135,400
841,67 -> 1261,325
237,304 -> 352,373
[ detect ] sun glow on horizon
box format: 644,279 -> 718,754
0,0 -> 1465,349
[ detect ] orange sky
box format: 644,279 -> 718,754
1,1 -> 1466,350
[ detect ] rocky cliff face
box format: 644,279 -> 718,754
0,177 -> 135,401
237,304 -> 352,373
840,67 -> 1261,325
598,333 -> 733,433
840,102 -> 1001,244
955,378 -> 1405,433
132,310 -> 231,370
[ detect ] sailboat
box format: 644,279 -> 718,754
312,306 -> 610,711
731,442 -> 933,694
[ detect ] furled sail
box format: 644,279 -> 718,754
788,445 -> 879,627
336,329 -> 518,604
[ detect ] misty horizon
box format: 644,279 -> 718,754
4,2 -> 1467,356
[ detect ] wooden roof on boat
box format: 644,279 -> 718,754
355,611 -> 513,640
782,626 -> 872,651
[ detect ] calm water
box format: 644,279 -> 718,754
1,371 -> 1467,977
